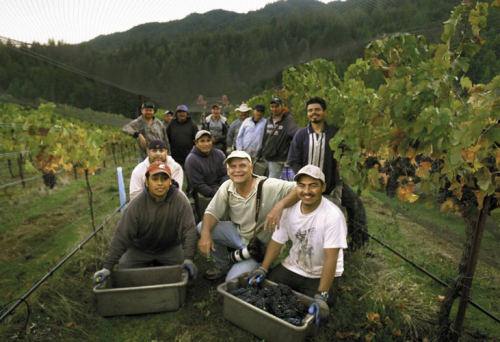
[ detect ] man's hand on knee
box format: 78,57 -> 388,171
198,233 -> 215,258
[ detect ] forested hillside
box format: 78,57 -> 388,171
1,0 -> 499,117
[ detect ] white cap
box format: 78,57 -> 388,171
223,150 -> 252,164
293,165 -> 325,183
195,130 -> 212,141
235,103 -> 252,112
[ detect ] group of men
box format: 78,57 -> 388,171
95,96 -> 369,321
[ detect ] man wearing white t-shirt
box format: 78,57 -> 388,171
250,164 -> 348,320
129,140 -> 184,201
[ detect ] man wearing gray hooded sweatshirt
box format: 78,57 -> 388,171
167,105 -> 199,168
93,161 -> 198,284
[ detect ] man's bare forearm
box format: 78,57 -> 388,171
201,213 -> 218,236
318,248 -> 339,292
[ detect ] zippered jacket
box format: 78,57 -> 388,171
260,108 -> 299,162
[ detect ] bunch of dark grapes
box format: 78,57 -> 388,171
416,156 -> 442,173
381,157 -> 416,197
230,283 -> 308,326
42,173 -> 56,189
456,185 -> 478,207
437,186 -> 452,204
365,156 -> 380,169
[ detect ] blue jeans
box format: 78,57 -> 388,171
267,161 -> 284,179
197,221 -> 259,281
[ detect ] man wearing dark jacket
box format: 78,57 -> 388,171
93,161 -> 198,284
185,130 -> 229,198
260,97 -> 299,178
202,104 -> 229,153
167,105 -> 199,167
287,97 -> 369,248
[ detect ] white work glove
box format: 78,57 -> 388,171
181,259 -> 198,280
93,268 -> 111,285
226,147 -> 233,155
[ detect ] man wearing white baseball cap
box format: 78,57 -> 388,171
249,165 -> 348,322
198,150 -> 299,281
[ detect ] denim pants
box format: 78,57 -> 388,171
267,161 -> 284,179
118,244 -> 184,269
197,221 -> 259,281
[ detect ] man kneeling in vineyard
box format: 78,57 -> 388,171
93,161 -> 198,284
198,150 -> 299,281
249,165 -> 348,321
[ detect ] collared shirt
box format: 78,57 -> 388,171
205,176 -> 295,244
236,116 -> 267,159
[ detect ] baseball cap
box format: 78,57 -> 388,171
164,110 -> 174,115
211,103 -> 220,109
142,101 -> 155,109
270,97 -> 282,106
255,104 -> 265,112
176,105 -> 189,113
293,165 -> 325,183
146,161 -> 172,178
195,130 -> 212,141
223,150 -> 252,164
148,139 -> 168,150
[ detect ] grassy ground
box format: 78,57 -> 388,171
1,168 -> 499,341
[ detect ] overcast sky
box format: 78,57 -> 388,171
0,0 -> 332,45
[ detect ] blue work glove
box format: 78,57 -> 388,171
93,268 -> 111,285
308,294 -> 330,323
248,267 -> 268,286
181,259 -> 198,280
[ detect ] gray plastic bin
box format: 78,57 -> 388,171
93,265 -> 188,317
217,274 -> 319,342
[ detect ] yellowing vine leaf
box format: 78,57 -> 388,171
441,199 -> 457,214
398,184 -> 419,203
474,191 -> 486,210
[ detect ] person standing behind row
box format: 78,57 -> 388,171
259,98 -> 299,178
235,104 -> 267,160
202,104 -> 229,153
123,101 -> 171,161
167,105 -> 199,168
287,97 -> 368,247
227,103 -> 251,154
163,110 -> 174,128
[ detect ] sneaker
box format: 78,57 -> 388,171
204,265 -> 231,280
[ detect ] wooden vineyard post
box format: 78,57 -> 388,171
84,169 -> 96,231
17,153 -> 25,188
451,196 -> 491,341
111,144 -> 118,166
7,159 -> 15,178
120,145 -> 125,164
